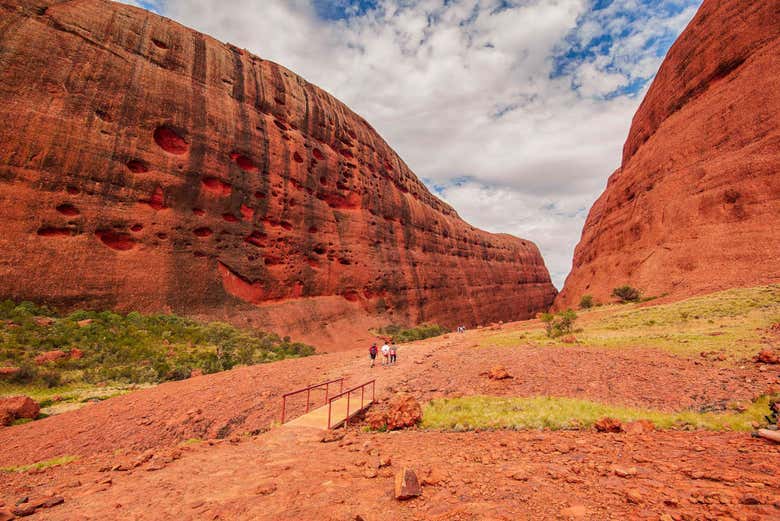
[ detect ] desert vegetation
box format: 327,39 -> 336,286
612,285 -> 642,302
422,394 -> 776,432
482,285 -> 780,359
539,309 -> 578,338
374,323 -> 447,343
0,300 -> 315,398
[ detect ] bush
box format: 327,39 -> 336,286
612,285 -> 641,303
540,309 -> 577,338
375,323 -> 447,343
579,295 -> 594,309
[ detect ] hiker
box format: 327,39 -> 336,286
389,341 -> 397,365
369,343 -> 378,367
381,341 -> 390,366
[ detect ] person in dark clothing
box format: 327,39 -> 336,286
369,343 -> 378,367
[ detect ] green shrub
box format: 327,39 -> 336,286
0,302 -> 316,389
579,295 -> 594,309
375,323 -> 447,343
612,285 -> 641,303
540,309 -> 577,338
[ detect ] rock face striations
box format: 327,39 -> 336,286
556,0 -> 780,309
0,0 -> 556,350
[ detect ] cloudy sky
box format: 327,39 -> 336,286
123,0 -> 701,288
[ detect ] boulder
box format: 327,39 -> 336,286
34,350 -> 68,365
69,348 -> 84,360
756,349 -> 780,364
594,417 -> 623,433
487,365 -> 512,380
76,319 -> 94,328
623,420 -> 655,435
0,396 -> 40,422
0,410 -> 13,427
394,468 -> 422,500
384,393 -> 422,430
0,367 -> 20,378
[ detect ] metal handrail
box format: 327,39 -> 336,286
280,378 -> 345,424
327,379 -> 376,429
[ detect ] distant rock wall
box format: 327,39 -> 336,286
0,0 -> 556,351
555,0 -> 780,308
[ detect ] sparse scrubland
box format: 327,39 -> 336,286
373,323 -> 447,343
482,285 -> 780,359
0,300 -> 315,403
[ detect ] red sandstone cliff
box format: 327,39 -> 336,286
0,0 -> 556,351
555,0 -> 780,309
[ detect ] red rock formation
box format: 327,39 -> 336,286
0,0 -> 555,351
556,0 -> 780,309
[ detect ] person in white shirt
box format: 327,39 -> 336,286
381,342 -> 390,366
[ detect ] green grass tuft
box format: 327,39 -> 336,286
373,323 -> 447,343
1,455 -> 78,473
422,395 -> 774,432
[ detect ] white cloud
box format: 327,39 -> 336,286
120,0 -> 700,288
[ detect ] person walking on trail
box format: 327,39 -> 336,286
381,341 -> 390,366
389,341 -> 397,365
369,343 -> 378,367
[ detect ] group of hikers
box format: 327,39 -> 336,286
368,340 -> 398,367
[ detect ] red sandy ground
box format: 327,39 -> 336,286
1,324 -> 779,519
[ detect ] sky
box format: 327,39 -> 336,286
123,0 -> 702,289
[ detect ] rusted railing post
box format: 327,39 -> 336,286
361,386 -> 364,410
281,396 -> 286,424
306,388 -> 310,413
346,392 -> 351,427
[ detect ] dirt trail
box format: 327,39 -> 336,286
1,327 -> 776,468
2,425 -> 779,520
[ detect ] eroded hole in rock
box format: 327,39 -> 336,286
95,109 -> 113,122
313,245 -> 327,255
67,186 -> 80,195
193,227 -> 213,237
264,256 -> 281,266
274,120 -> 287,131
194,251 -> 207,258
156,232 -> 168,239
244,231 -> 267,247
339,148 -> 354,159
151,38 -> 168,49
280,221 -> 292,230
127,160 -> 149,173
312,148 -> 325,161
342,290 -> 359,302
56,204 -> 80,216
202,177 -> 232,196
96,230 -> 136,251
274,96 -> 286,106
143,186 -> 167,210
154,126 -> 189,155
231,152 -> 259,172
293,152 -> 304,163
724,189 -> 741,204
222,213 -> 240,223
193,208 -> 206,216
131,224 -> 144,232
319,176 -> 327,185
240,205 -> 254,220
254,191 -> 266,199
37,227 -> 72,237
308,226 -> 318,233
